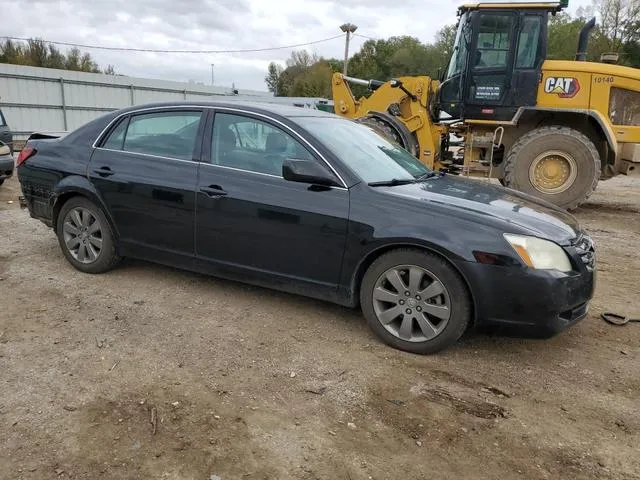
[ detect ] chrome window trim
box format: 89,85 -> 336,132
92,105 -> 206,148
91,104 -> 349,189
94,146 -> 199,164
94,146 -> 347,190
199,162 -> 348,191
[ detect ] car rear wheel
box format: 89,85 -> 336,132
360,249 -> 471,354
56,197 -> 120,273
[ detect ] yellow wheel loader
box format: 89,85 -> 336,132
332,1 -> 640,209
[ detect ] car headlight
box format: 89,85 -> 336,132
503,234 -> 572,272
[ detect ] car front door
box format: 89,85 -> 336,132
195,109 -> 349,295
90,108 -> 205,260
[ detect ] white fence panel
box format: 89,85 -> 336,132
0,63 -> 273,140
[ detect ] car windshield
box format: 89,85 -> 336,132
297,117 -> 431,183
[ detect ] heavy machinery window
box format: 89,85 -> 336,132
474,14 -> 514,69
516,16 -> 542,68
609,88 -> 640,126
446,13 -> 469,79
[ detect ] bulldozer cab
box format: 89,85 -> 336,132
439,2 -> 565,121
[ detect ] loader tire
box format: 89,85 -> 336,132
356,115 -> 419,157
503,126 -> 600,210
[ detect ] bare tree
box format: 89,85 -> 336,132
286,50 -> 317,68
596,0 -> 640,51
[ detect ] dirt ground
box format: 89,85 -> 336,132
1,172 -> 639,480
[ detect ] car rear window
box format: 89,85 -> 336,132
101,110 -> 202,161
102,118 -> 128,150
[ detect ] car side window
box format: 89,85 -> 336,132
110,111 -> 202,161
102,118 -> 128,150
212,112 -> 315,177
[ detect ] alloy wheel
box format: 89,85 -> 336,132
62,207 -> 103,264
372,265 -> 451,342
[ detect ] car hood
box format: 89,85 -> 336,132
374,175 -> 580,244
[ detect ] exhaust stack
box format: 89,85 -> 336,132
575,17 -> 596,61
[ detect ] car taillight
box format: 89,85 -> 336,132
16,146 -> 36,167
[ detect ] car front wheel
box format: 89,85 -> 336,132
360,249 -> 471,354
56,196 -> 120,273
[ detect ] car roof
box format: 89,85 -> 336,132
115,100 -> 337,119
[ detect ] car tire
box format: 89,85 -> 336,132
360,248 -> 471,354
0,179 -> 4,186
56,196 -> 120,274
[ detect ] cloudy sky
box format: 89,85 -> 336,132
4,0 -> 593,92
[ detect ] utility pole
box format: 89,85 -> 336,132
211,63 -> 215,87
340,23 -> 358,76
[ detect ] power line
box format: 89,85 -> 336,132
1,34 -> 346,54
354,33 -> 376,40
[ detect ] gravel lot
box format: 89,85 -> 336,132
1,173 -> 639,480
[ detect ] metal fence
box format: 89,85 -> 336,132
0,63 -> 275,141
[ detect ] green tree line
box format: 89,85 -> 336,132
0,38 -> 115,74
266,0 -> 640,98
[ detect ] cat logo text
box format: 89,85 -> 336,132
544,77 -> 580,99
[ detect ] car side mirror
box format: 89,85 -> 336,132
0,142 -> 10,156
282,158 -> 340,187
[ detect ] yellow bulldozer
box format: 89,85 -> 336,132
332,1 -> 640,209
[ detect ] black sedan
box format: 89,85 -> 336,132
17,102 -> 595,354
0,141 -> 14,185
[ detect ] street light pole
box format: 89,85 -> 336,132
340,23 -> 358,76
211,63 -> 215,87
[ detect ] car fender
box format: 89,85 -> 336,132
51,175 -> 119,239
341,233 -> 479,309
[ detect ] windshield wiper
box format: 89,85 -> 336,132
416,171 -> 446,181
368,178 -> 416,187
416,172 -> 437,181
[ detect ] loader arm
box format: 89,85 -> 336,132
331,72 -> 446,169
332,72 -> 359,117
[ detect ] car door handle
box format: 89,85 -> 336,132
199,185 -> 227,198
93,166 -> 114,177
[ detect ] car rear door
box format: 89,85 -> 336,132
195,109 -> 349,294
90,108 -> 205,260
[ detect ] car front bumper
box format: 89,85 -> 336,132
0,155 -> 14,180
455,258 -> 595,337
